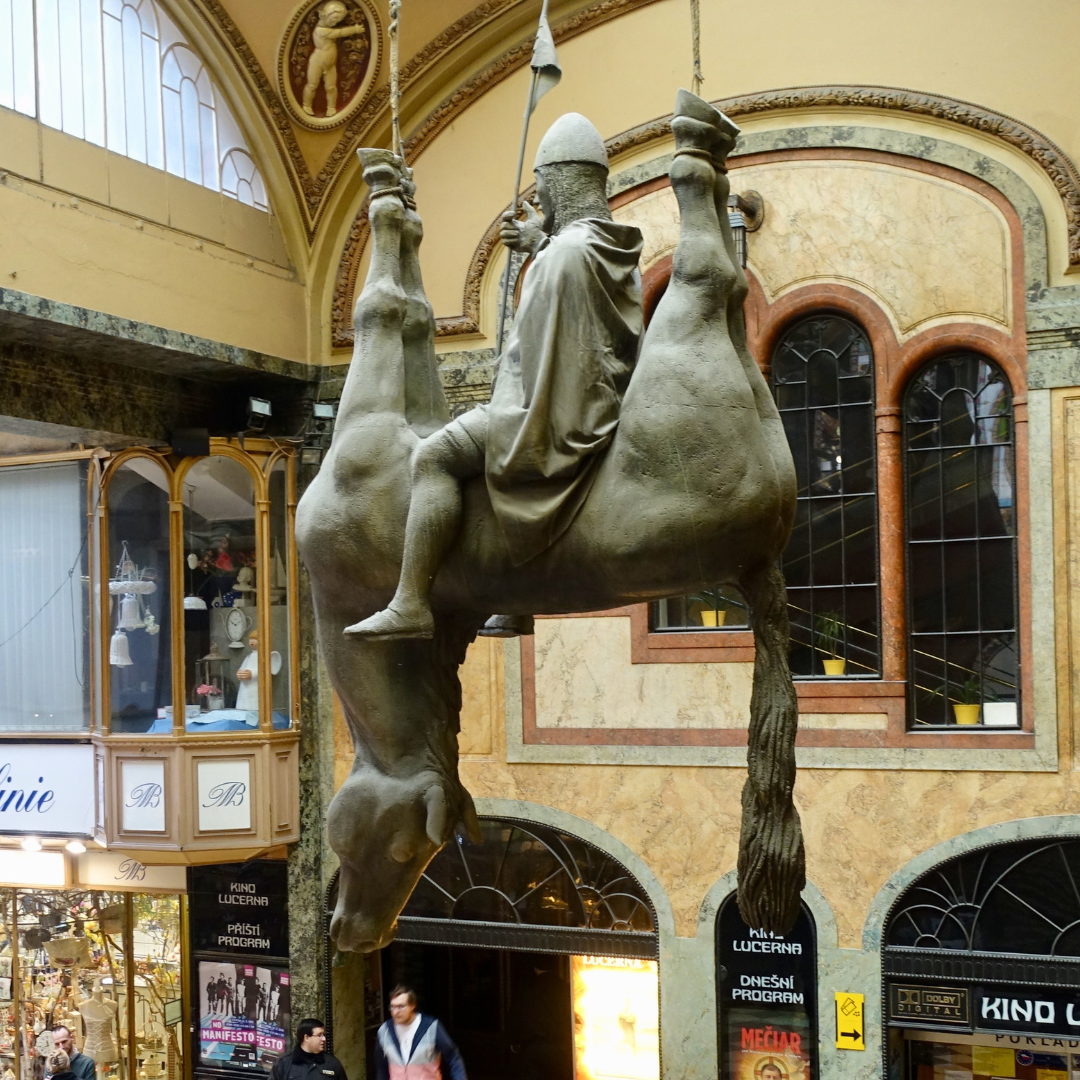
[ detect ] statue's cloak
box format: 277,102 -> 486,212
486,217 -> 644,565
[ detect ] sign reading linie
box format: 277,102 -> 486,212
189,861 -> 289,959
890,984 -> 970,1025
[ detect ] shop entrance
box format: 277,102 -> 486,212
883,836 -> 1080,1080
381,941 -> 572,1080
327,817 -> 660,1080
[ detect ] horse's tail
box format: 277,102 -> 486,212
737,564 -> 805,933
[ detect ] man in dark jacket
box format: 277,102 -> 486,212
270,1019 -> 348,1080
51,1027 -> 95,1080
374,986 -> 466,1080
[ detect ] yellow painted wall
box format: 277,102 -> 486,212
0,105 -> 306,360
323,634 -> 1075,951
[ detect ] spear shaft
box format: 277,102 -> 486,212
496,68 -> 540,354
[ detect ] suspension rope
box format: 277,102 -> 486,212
690,0 -> 703,95
388,0 -> 402,158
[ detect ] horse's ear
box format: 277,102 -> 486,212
424,785 -> 448,846
459,795 -> 482,844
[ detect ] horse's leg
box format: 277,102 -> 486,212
738,563 -> 805,933
337,149 -> 409,425
399,171 -> 450,438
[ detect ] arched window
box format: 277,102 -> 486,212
904,353 -> 1018,727
770,314 -> 880,678
0,0 -> 267,209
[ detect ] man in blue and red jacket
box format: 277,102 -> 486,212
373,986 -> 466,1080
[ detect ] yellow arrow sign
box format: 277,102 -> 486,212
835,992 -> 865,1050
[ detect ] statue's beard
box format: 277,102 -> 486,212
537,163 -> 612,234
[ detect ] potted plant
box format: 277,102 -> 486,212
815,611 -> 845,676
689,587 -> 726,628
944,677 -> 991,725
197,682 -> 223,712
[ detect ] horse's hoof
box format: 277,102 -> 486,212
477,614 -> 534,638
344,605 -> 434,640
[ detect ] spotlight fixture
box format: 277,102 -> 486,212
21,837 -> 41,852
65,840 -> 86,854
246,397 -> 272,432
300,399 -> 338,468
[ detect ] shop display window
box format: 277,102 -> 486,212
0,889 -> 182,1080
107,461 -> 172,735
0,461 -> 92,733
0,440 -> 298,740
266,461 -> 292,727
177,454 -> 289,734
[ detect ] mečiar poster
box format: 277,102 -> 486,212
726,1007 -> 813,1080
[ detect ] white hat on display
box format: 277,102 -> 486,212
534,112 -> 608,171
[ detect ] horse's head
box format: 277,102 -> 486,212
327,764 -> 472,953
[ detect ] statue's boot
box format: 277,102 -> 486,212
344,603 -> 435,640
477,614 -> 535,638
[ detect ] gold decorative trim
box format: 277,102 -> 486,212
195,0 -> 577,239
277,0 -> 383,131
333,83 -> 1080,348
331,0 -> 659,345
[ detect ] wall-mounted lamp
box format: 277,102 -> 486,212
300,401 -> 337,468
246,397 -> 272,432
727,190 -> 764,268
65,840 -> 86,854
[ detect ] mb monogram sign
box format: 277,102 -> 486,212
77,851 -> 186,892
121,760 -> 166,832
197,760 -> 252,832
0,743 -> 94,835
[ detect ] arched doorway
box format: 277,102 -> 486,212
327,816 -> 659,1080
883,836 -> 1080,1080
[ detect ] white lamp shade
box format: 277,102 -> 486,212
109,630 -> 133,667
117,594 -> 142,630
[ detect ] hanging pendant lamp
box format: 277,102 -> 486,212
110,629 -> 133,667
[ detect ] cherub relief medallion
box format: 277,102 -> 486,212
278,0 -> 381,130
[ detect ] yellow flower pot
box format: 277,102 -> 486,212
952,703 -> 981,725
822,657 -> 846,676
700,609 -> 726,628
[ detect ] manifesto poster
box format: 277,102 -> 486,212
198,960 -> 291,1073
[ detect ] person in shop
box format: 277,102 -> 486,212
49,1028 -> 94,1080
45,1051 -> 75,1080
373,986 -> 466,1080
269,1019 -> 347,1080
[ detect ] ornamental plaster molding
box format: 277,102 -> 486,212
333,84 -> 1080,348
194,0 -> 659,240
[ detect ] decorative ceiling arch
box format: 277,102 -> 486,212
189,0 -> 661,243
331,85 -> 1080,350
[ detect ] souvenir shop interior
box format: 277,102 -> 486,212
0,889 -> 183,1080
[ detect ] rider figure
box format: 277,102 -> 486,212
348,112 -> 644,641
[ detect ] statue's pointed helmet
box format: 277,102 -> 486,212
534,112 -> 608,171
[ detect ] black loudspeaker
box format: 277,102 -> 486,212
171,428 -> 210,457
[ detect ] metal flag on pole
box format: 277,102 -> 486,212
388,0 -> 402,157
495,0 -> 562,353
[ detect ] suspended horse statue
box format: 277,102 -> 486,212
296,89 -> 803,954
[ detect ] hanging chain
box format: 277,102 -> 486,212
690,0 -> 703,95
388,0 -> 402,158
